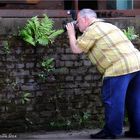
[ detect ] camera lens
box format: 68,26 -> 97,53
62,20 -> 67,32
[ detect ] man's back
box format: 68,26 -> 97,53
77,21 -> 140,77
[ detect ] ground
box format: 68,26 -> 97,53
1,128 -> 138,140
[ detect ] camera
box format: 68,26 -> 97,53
62,10 -> 78,32
62,10 -> 82,37
62,20 -> 77,32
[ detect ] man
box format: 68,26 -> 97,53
66,9 -> 140,139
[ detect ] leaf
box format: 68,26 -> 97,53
21,92 -> 31,104
22,35 -> 36,46
2,40 -> 10,54
41,58 -> 54,72
48,30 -> 64,40
37,37 -> 49,46
19,14 -> 63,47
23,92 -> 31,98
123,26 -> 139,41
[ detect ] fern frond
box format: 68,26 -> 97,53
48,29 -> 64,42
23,35 -> 35,46
37,37 -> 49,46
41,14 -> 54,30
123,26 -> 139,41
19,14 -> 63,46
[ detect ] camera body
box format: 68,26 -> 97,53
62,10 -> 82,37
62,10 -> 77,32
62,20 -> 77,32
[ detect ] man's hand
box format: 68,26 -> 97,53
66,22 -> 83,54
66,22 -> 76,38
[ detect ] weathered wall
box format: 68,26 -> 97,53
0,17 -> 140,132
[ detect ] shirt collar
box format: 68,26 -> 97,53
89,19 -> 105,26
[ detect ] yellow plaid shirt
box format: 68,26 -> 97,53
77,20 -> 140,77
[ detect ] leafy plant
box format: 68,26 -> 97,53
123,26 -> 139,41
49,119 -> 71,130
19,14 -> 64,46
2,40 -> 10,54
21,92 -> 31,104
41,58 -> 54,72
73,111 -> 91,126
38,58 -> 55,80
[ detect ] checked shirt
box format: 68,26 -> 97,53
76,20 -> 140,77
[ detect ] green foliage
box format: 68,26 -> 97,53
123,26 -> 139,41
73,111 -> 91,125
2,40 -> 10,54
49,111 -> 91,130
49,119 -> 72,130
19,14 -> 64,46
124,112 -> 129,126
38,58 -> 55,80
21,92 -> 31,104
41,58 -> 54,72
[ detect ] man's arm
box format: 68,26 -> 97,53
66,23 -> 83,54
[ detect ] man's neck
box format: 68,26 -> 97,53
89,18 -> 105,26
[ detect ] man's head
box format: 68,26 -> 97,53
76,9 -> 97,32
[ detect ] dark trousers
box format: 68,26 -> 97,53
102,71 -> 140,136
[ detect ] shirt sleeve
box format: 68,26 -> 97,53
76,28 -> 96,53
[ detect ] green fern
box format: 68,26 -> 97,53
123,26 -> 139,41
19,14 -> 64,46
41,58 -> 54,72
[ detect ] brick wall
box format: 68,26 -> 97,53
0,17 -> 140,132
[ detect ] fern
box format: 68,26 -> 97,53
48,30 -> 65,43
19,14 -> 64,47
123,26 -> 139,41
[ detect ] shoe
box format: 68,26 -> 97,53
125,131 -> 140,138
90,130 -> 119,139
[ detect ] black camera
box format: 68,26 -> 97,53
62,10 -> 77,32
62,20 -> 77,32
62,10 -> 82,37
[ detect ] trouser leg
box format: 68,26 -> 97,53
101,74 -> 131,136
126,71 -> 140,134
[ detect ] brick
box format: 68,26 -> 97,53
84,75 -> 93,81
65,76 -> 74,81
61,54 -> 78,60
16,63 -> 25,69
84,60 -> 92,66
64,61 -> 74,67
26,63 -> 34,68
75,76 -> 82,81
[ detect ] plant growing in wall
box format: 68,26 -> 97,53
0,14 -> 64,132
18,14 -> 64,80
123,26 -> 139,41
2,40 -> 11,54
21,92 -> 31,104
18,14 -> 63,46
38,57 -> 55,81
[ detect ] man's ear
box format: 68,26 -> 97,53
82,17 -> 87,24
85,17 -> 90,26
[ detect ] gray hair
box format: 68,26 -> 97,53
78,9 -> 97,19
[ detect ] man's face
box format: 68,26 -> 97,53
76,14 -> 87,32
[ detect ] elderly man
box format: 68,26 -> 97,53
66,9 -> 140,139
